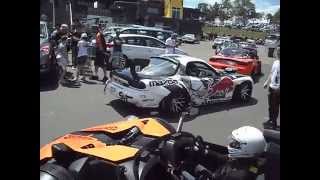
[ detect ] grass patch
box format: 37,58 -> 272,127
202,25 -> 267,40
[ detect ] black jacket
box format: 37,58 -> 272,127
205,151 -> 264,180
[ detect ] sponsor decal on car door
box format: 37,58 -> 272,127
202,77 -> 234,102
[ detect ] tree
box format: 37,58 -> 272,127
266,13 -> 273,23
222,0 -> 233,18
198,3 -> 209,13
272,8 -> 280,24
232,0 -> 255,23
207,3 -> 220,21
198,3 -> 210,21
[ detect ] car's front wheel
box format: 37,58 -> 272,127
160,91 -> 190,115
233,82 -> 252,102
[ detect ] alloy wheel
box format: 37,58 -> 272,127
170,96 -> 187,113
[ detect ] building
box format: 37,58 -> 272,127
40,0 -> 70,26
164,0 -> 183,19
183,7 -> 201,21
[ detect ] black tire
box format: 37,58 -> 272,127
160,90 -> 190,115
233,82 -> 252,102
40,163 -> 74,180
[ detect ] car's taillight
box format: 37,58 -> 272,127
40,45 -> 50,54
106,43 -> 113,48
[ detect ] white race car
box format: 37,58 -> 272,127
105,54 -> 254,114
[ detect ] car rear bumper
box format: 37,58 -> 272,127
105,80 -> 160,108
40,55 -> 53,74
209,62 -> 252,75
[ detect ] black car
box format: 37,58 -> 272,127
40,21 -> 58,80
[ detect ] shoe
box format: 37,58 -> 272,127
102,76 -> 108,83
73,81 -> 81,86
263,121 -> 276,130
90,76 -> 98,80
81,76 -> 86,82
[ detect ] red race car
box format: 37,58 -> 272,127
209,47 -> 261,76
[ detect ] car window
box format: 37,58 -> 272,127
137,30 -> 148,35
140,57 -> 178,77
40,23 -> 48,39
123,37 -> 146,46
186,62 -> 218,78
144,38 -> 165,48
122,29 -> 137,34
147,31 -> 157,37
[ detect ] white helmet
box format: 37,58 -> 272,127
227,126 -> 266,158
81,33 -> 88,39
60,24 -> 69,30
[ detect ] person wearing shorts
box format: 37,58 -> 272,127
92,25 -> 108,82
75,33 -> 90,85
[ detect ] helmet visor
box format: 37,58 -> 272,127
228,136 -> 243,149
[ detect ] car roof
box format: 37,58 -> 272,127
159,54 -> 206,66
120,27 -> 173,33
118,33 -> 163,40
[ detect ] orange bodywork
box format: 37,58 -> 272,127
209,55 -> 258,75
83,118 -> 171,137
40,118 -> 171,162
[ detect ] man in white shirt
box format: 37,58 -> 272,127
75,33 -> 90,85
263,47 -> 280,129
165,33 -> 177,54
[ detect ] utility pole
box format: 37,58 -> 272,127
50,0 -> 55,26
69,1 -> 73,26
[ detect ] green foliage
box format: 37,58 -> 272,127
272,9 -> 280,24
202,25 -> 267,39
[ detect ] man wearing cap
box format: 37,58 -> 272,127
51,24 -> 70,85
165,33 -> 178,54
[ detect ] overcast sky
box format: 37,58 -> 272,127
184,0 -> 280,15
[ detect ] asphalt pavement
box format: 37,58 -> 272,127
40,41 -> 279,147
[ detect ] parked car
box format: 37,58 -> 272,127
40,21 -> 58,80
246,39 -> 256,44
105,54 -> 254,113
230,36 -> 245,43
181,34 -> 197,43
212,37 -> 231,49
113,27 -> 174,42
239,42 -> 257,49
215,41 -> 239,55
106,34 -> 187,69
255,38 -> 264,45
209,47 -> 261,76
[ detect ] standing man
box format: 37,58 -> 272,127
165,33 -> 177,54
92,24 -> 108,82
263,47 -> 280,129
51,24 -> 70,85
70,25 -> 81,66
111,31 -> 123,69
75,33 -> 90,85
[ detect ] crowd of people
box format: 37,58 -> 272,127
49,23 -> 183,87
49,23 -> 124,87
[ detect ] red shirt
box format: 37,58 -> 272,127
96,31 -> 106,50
